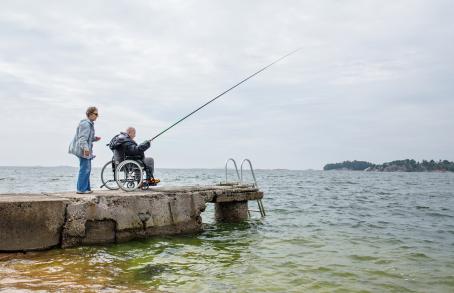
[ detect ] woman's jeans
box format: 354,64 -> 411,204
77,157 -> 91,192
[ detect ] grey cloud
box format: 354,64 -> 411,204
0,0 -> 453,168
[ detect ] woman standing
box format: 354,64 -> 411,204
69,106 -> 101,194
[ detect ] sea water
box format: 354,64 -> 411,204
0,167 -> 453,292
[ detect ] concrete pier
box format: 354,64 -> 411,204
0,184 -> 263,251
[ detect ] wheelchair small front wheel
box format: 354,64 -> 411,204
100,160 -> 119,190
141,181 -> 150,190
115,160 -> 143,192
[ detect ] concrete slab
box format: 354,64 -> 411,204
0,195 -> 68,251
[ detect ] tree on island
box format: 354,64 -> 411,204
323,159 -> 454,172
323,160 -> 374,171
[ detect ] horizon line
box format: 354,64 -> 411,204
0,165 -> 319,171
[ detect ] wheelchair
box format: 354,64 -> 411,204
100,156 -> 155,192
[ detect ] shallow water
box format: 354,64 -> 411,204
1,167 -> 454,292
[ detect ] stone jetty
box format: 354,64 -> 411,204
0,184 -> 263,252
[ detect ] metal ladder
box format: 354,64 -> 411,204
225,158 -> 241,183
224,158 -> 266,217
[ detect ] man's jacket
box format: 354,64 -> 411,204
111,132 -> 150,162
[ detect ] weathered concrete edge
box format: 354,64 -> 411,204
0,184 -> 263,252
59,191 -> 207,249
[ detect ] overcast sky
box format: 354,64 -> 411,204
0,0 -> 453,169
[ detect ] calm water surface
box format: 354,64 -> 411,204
0,167 -> 453,292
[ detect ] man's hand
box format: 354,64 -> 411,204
83,148 -> 90,157
94,136 -> 101,142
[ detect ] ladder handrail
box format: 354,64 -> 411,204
240,158 -> 265,216
240,159 -> 258,188
225,158 -> 240,183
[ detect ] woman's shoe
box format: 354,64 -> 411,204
76,190 -> 93,194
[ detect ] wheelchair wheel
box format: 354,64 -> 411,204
100,160 -> 119,190
115,160 -> 143,192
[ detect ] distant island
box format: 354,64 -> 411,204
323,159 -> 454,172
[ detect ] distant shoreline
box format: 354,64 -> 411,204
324,159 -> 454,172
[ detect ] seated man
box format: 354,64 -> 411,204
110,127 -> 159,184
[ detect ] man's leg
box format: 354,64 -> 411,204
143,157 -> 154,179
77,157 -> 90,192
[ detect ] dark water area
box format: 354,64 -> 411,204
1,167 -> 454,292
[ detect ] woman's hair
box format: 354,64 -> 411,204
86,106 -> 98,117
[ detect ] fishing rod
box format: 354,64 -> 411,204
149,48 -> 301,142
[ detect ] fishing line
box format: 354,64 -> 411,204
149,48 -> 301,142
